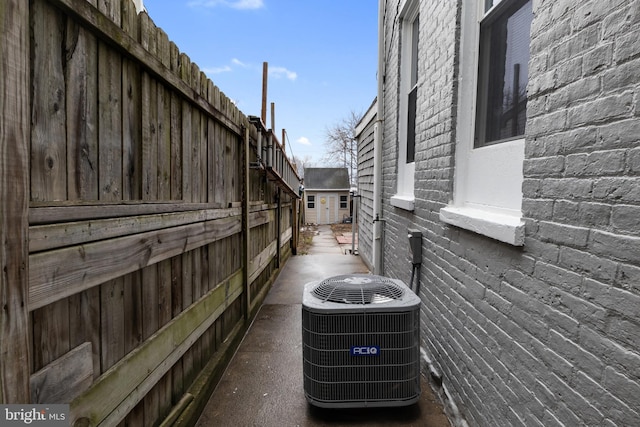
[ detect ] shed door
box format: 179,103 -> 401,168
317,194 -> 337,224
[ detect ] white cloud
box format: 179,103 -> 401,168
297,137 -> 311,146
202,65 -> 232,75
202,58 -> 253,78
230,0 -> 264,9
270,66 -> 297,81
231,58 -> 249,67
188,0 -> 264,10
203,60 -> 296,82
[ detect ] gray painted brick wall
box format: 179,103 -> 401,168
369,0 -> 640,425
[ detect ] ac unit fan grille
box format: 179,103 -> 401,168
311,274 -> 404,304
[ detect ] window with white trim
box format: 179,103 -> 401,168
440,0 -> 532,246
307,195 -> 315,209
476,0 -> 531,147
340,195 -> 348,209
390,0 -> 419,211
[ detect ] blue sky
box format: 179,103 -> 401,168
143,0 -> 378,165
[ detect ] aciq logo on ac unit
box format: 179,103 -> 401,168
350,345 -> 380,356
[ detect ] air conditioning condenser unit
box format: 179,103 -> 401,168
302,274 -> 421,408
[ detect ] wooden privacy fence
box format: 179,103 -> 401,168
0,0 -> 301,426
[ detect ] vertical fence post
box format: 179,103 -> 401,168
267,132 -> 272,168
242,127 -> 251,319
276,188 -> 282,268
282,129 -> 286,157
0,0 -> 31,403
261,62 -> 268,124
291,199 -> 299,255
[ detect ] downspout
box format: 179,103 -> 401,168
373,0 -> 385,275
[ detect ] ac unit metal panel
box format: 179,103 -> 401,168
302,275 -> 421,408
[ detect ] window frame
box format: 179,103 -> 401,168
475,0 -> 532,147
439,0 -> 531,246
406,14 -> 419,163
390,0 -> 419,212
307,195 -> 315,209
339,195 -> 348,209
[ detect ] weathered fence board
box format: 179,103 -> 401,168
32,300 -> 70,369
30,342 -> 93,404
29,207 -> 240,252
66,20 -> 99,201
122,49 -> 142,201
29,216 -> 243,310
191,67 -> 203,203
170,58 -> 183,200
30,4 -> 72,369
5,2 -> 37,405
29,202 -> 232,224
100,278 -> 125,371
31,0 -> 67,202
157,29 -> 172,201
249,240 -> 278,284
98,37 -> 124,201
68,284 -> 101,382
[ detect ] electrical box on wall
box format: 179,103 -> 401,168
408,229 -> 422,265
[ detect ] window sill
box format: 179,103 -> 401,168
439,205 -> 525,246
390,194 -> 415,211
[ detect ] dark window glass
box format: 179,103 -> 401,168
407,86 -> 417,163
410,16 -> 419,87
406,15 -> 419,163
307,195 -> 315,209
475,0 -> 532,147
340,195 -> 348,209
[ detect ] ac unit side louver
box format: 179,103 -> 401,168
302,274 -> 421,408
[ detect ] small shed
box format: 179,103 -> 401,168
303,168 -> 351,224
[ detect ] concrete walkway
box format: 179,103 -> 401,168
196,225 -> 451,426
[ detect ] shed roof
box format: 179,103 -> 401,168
304,168 -> 349,190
